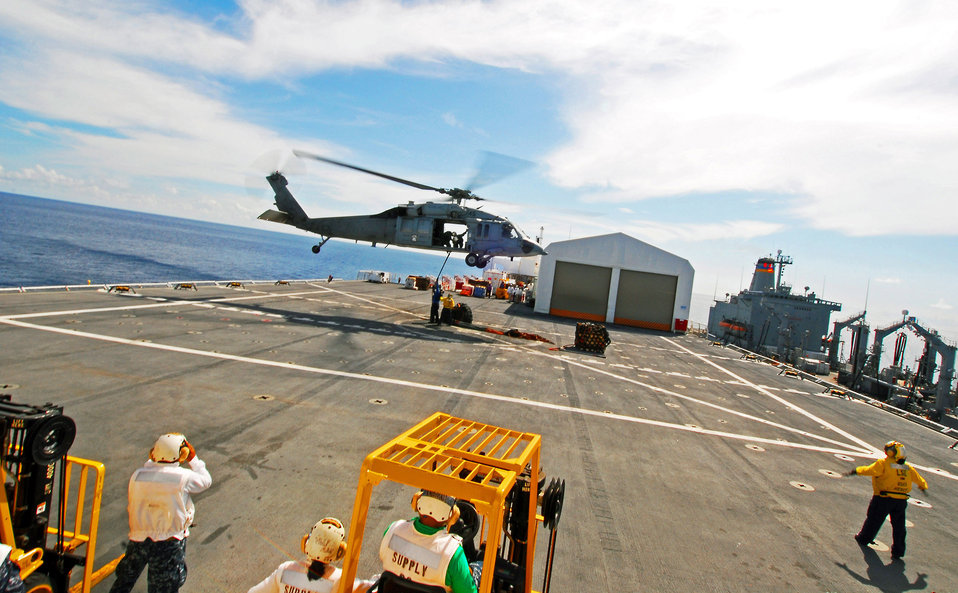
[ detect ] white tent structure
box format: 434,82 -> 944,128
534,233 -> 694,332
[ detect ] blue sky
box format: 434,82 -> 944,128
1,0 -> 957,361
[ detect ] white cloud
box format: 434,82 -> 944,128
442,113 -> 463,128
622,219 -> 784,244
874,277 -> 902,285
930,298 -> 953,311
1,0 -> 957,240
0,164 -> 88,188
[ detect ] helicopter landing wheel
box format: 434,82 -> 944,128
311,244 -> 321,254
476,257 -> 489,269
465,252 -> 479,267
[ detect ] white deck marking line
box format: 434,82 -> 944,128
517,346 -> 869,453
1,290 -> 335,320
304,282 -> 423,318
663,337 -> 881,456
0,317 -> 867,457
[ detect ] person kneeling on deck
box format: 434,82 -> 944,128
248,517 -> 375,593
377,491 -> 478,593
440,293 -> 455,325
109,433 -> 212,593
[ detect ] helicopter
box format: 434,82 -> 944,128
257,150 -> 546,268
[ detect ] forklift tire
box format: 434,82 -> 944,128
24,573 -> 53,593
29,415 -> 76,465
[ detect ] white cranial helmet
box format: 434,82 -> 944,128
302,518 -> 346,563
415,490 -> 456,523
150,433 -> 187,463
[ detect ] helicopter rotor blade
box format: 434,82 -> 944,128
293,149 -> 442,193
465,151 -> 534,192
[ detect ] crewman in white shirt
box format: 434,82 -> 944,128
247,517 -> 376,593
109,433 -> 212,593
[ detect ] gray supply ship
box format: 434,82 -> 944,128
1,279 -> 956,592
708,251 -> 841,367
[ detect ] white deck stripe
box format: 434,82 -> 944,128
664,337 -> 882,456
0,317 -> 870,458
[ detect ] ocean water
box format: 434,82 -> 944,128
0,192 -> 477,288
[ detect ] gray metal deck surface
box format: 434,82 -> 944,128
1,280 -> 955,592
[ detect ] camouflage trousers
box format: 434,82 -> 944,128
109,538 -> 188,593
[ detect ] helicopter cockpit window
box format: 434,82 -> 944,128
501,223 -> 515,238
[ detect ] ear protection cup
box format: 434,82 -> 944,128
411,491 -> 422,513
447,504 -> 460,529
301,534 -> 309,556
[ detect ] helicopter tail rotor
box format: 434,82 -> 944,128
245,149 -> 306,199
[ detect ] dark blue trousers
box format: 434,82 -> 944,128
109,538 -> 188,593
856,495 -> 909,558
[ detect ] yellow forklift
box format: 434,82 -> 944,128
338,412 -> 565,593
0,395 -> 111,593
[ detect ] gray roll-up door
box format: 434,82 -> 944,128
549,261 -> 612,321
614,269 -> 677,331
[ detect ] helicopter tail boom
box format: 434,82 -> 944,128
264,172 -> 309,225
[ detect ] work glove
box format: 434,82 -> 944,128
845,469 -> 857,476
183,440 -> 196,462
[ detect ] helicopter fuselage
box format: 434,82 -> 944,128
259,172 -> 544,268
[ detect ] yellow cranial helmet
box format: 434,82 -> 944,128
884,440 -> 905,461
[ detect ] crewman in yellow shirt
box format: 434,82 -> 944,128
440,293 -> 455,325
846,440 -> 928,560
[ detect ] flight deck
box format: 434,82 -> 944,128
1,280 -> 956,592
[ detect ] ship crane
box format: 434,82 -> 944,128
867,316 -> 957,414
827,310 -> 867,371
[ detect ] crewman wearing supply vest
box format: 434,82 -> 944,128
378,491 -> 477,593
846,440 -> 928,560
247,517 -> 376,593
109,433 -> 212,593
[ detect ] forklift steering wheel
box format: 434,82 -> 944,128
450,500 -> 480,541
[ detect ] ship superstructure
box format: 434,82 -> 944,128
708,252 -> 841,362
